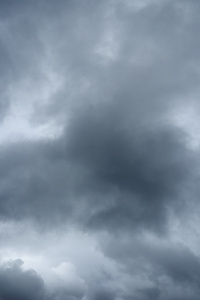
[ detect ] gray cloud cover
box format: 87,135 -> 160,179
0,0 -> 200,299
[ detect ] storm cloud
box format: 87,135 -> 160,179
0,0 -> 200,299
0,259 -> 45,300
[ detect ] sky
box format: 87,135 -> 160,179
0,0 -> 200,299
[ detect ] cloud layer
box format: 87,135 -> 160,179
1,0 -> 200,299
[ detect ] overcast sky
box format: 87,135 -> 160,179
1,0 -> 200,299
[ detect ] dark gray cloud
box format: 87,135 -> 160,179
98,233 -> 200,300
0,259 -> 45,300
66,101 -> 193,233
0,111 -> 193,234
0,259 -> 86,300
0,0 -> 200,299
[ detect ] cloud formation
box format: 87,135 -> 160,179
0,259 -> 45,300
1,0 -> 200,299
